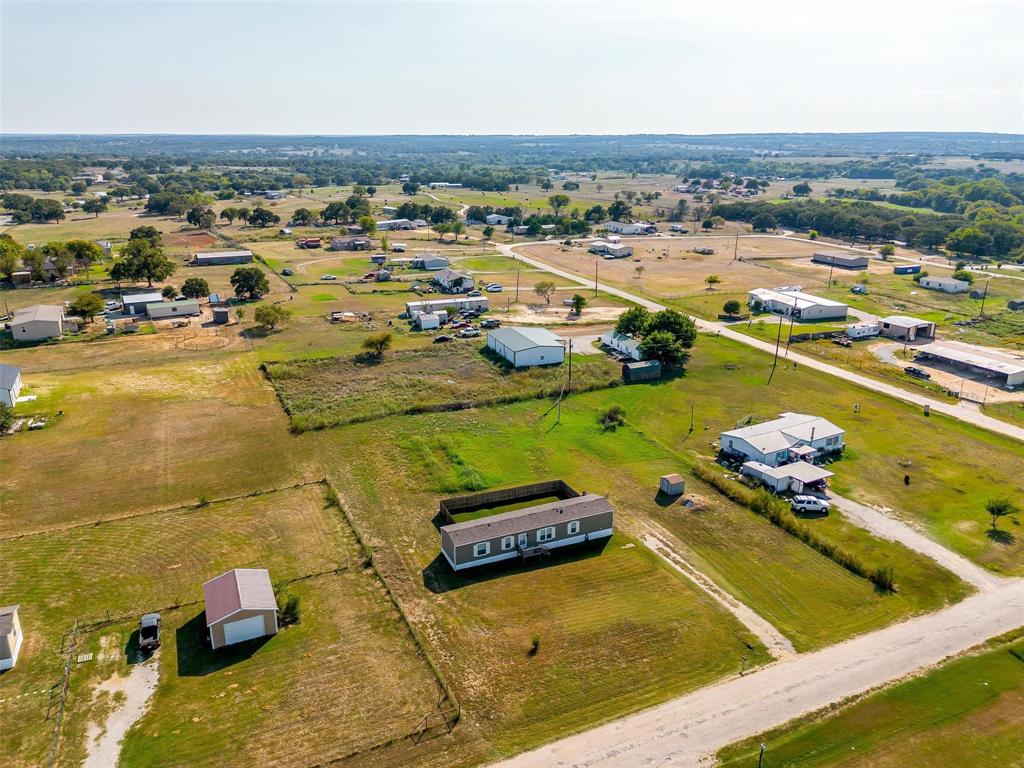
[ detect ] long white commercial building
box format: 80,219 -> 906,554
748,286 -> 849,321
915,342 -> 1024,389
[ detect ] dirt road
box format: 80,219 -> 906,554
492,577 -> 1024,768
499,241 -> 1024,443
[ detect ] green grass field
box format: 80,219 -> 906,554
264,342 -> 622,431
717,635 -> 1024,768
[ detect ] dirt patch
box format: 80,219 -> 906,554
163,231 -> 217,251
83,655 -> 160,768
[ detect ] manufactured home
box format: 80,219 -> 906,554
720,412 -> 845,467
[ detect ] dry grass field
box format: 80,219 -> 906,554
0,484 -> 443,768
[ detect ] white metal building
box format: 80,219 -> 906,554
122,292 -> 163,315
485,213 -> 512,225
919,276 -> 970,293
146,300 -> 201,319
487,327 -> 565,368
11,304 -> 64,341
748,286 -> 849,321
0,605 -> 23,671
0,364 -> 23,407
879,315 -> 936,341
720,412 -> 846,467
416,312 -> 441,330
203,569 -> 279,650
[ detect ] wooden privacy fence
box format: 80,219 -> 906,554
439,480 -> 579,523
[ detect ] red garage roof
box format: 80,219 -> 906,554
203,568 -> 277,626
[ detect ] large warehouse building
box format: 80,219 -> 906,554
914,342 -> 1024,389
487,327 -> 565,368
748,286 -> 849,321
811,251 -> 868,269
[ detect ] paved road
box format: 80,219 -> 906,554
498,242 -> 1024,443
826,494 -> 1005,591
493,577 -> 1024,768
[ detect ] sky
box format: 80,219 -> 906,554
1,0 -> 1022,135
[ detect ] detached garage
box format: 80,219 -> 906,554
203,568 -> 279,650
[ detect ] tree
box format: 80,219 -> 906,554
751,213 -> 777,232
616,306 -> 650,336
702,219 -> 714,231
21,251 -> 46,281
879,243 -> 896,259
985,498 -> 1018,530
235,206 -> 251,225
82,199 -> 107,218
646,309 -> 697,348
254,304 -> 292,330
704,274 -> 722,289
482,225 -> 495,240
358,215 -> 377,235
951,269 -> 975,284
70,180 -> 87,195
248,206 -> 280,228
639,330 -> 688,366
199,209 -> 216,229
365,186 -> 376,197
723,299 -> 742,315
402,181 -> 420,195
945,226 -> 992,258
112,239 -> 176,287
451,221 -> 467,240
918,227 -> 946,250
0,236 -> 24,280
635,264 -> 645,279
540,180 -> 553,191
291,207 -> 317,226
362,331 -> 393,357
533,280 -> 557,304
0,403 -> 13,433
129,225 -> 161,244
548,194 -> 570,216
230,266 -> 270,300
435,222 -> 453,241
186,206 -> 205,228
161,285 -> 178,300
570,294 -> 587,314
607,200 -> 631,221
808,229 -> 819,240
39,243 -> 73,279
792,182 -> 812,196
180,277 -> 209,299
66,240 -> 103,267
68,292 -> 104,322
220,207 -> 238,225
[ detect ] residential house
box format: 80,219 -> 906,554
487,327 -> 565,368
330,236 -> 372,251
919,276 -> 970,294
720,412 -> 846,467
600,330 -> 643,361
740,460 -> 834,494
433,269 -> 474,293
0,364 -> 23,407
589,241 -> 634,259
439,493 -> 613,571
406,297 -> 488,315
11,304 -> 64,341
604,221 -> 645,235
203,568 -> 279,650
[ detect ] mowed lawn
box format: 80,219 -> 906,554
264,342 -> 622,431
319,417 -> 772,765
717,635 -> 1024,768
0,352 -> 318,534
0,485 -> 441,768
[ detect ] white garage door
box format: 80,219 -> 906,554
222,614 -> 267,646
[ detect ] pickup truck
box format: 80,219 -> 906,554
139,613 -> 161,652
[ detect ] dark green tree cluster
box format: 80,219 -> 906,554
614,307 -> 697,367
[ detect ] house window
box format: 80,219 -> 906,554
568,521 -> 580,535
538,527 -> 555,543
502,536 -> 514,551
473,542 -> 490,557
775,451 -> 788,462
518,533 -> 528,548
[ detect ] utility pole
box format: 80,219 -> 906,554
827,256 -> 836,292
758,744 -> 766,768
594,259 -> 599,294
689,403 -> 695,434
733,231 -> 739,262
567,338 -> 573,391
515,269 -> 520,303
978,279 -> 990,317
767,312 -> 785,385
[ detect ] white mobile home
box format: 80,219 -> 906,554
604,221 -> 645,235
487,327 -> 565,368
919,276 -> 970,294
146,300 -> 201,320
845,322 -> 881,339
600,331 -> 643,361
406,297 -> 489,315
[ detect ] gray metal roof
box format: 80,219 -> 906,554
123,292 -> 163,304
488,326 -> 563,352
12,304 -> 63,324
0,363 -> 21,392
441,494 -> 612,547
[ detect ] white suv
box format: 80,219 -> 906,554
791,495 -> 830,513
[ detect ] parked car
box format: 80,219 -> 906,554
451,321 -> 470,329
104,300 -> 121,311
139,613 -> 161,651
433,334 -> 454,343
466,290 -> 483,297
480,318 -> 501,328
281,268 -> 294,276
486,283 -> 503,292
791,496 -> 830,514
458,327 -> 481,338
320,274 -> 337,281
904,366 -> 931,380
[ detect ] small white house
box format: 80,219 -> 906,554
0,364 -> 23,407
720,412 -> 845,467
485,213 -> 512,226
0,605 -> 23,671
919,276 -> 970,294
600,331 -> 643,361
11,304 -> 64,341
590,241 -> 634,259
416,312 -> 441,331
434,269 -> 474,293
487,327 -> 565,368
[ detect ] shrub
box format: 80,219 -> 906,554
723,300 -> 742,315
598,405 -> 626,431
529,634 -> 541,656
279,594 -> 302,626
